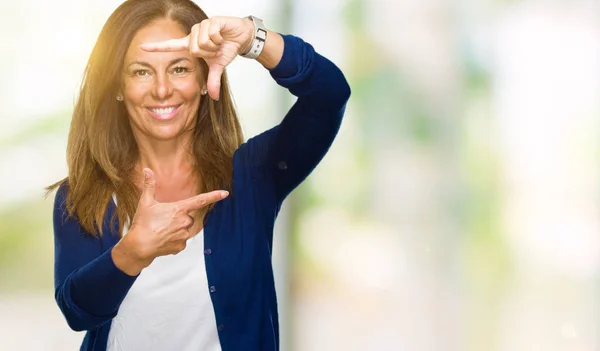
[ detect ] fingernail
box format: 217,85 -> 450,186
221,190 -> 229,199
143,169 -> 150,179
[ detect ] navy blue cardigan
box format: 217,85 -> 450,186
53,34 -> 350,351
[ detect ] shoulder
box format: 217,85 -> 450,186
233,126 -> 280,168
52,179 -> 86,236
52,180 -> 71,220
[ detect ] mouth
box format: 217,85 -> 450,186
147,104 -> 181,120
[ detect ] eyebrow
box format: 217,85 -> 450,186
126,57 -> 192,69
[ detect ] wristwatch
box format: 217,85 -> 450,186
240,16 -> 267,59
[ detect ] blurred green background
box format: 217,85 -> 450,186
0,0 -> 599,350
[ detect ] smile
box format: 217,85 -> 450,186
147,104 -> 181,120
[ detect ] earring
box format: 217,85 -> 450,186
116,95 -> 123,101
201,89 -> 208,95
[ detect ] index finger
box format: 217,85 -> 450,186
140,37 -> 189,52
176,190 -> 229,212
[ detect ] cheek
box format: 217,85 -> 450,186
122,86 -> 148,122
174,78 -> 201,100
123,81 -> 150,104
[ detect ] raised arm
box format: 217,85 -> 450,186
260,33 -> 351,202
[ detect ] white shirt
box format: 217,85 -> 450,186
106,201 -> 221,351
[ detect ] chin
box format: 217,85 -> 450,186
147,125 -> 191,141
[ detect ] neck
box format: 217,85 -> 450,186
133,131 -> 195,179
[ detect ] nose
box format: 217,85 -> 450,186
152,72 -> 174,101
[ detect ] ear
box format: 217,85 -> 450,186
195,61 -> 208,95
116,88 -> 124,101
200,74 -> 208,95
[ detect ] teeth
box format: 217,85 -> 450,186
151,107 -> 176,114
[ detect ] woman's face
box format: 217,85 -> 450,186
121,18 -> 204,142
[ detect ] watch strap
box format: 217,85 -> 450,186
240,16 -> 267,59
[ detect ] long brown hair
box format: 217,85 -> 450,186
47,0 -> 244,237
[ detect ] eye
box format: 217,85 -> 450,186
172,66 -> 190,74
133,69 -> 150,77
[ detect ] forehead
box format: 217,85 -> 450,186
125,18 -> 190,64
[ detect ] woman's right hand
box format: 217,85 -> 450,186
111,168 -> 228,276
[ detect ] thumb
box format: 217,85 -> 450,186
207,64 -> 223,101
140,168 -> 156,205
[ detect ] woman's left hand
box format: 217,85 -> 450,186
140,16 -> 254,100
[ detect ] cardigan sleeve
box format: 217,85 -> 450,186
53,183 -> 138,331
257,34 -> 351,203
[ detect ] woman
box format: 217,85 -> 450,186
49,0 -> 350,350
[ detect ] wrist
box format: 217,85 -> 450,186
111,235 -> 150,276
256,30 -> 284,69
239,16 -> 267,59
240,18 -> 255,55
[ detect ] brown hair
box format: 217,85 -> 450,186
47,0 -> 244,236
